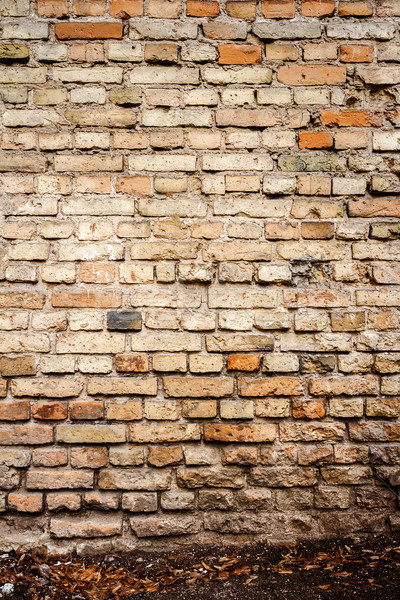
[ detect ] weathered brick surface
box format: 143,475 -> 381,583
0,0 -> 399,550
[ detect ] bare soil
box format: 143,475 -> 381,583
0,534 -> 399,600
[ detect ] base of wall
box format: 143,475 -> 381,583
0,510 -> 398,555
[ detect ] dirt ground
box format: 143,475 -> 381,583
0,534 -> 399,600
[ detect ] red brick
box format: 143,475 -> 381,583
186,0 -> 219,16
301,0 -> 335,16
52,290 -> 121,308
227,354 -> 261,371
109,0 -> 143,17
277,66 -> 347,86
262,0 -> 295,18
37,0 -> 68,17
70,401 -> 104,420
299,132 -> 333,149
340,45 -> 374,63
0,402 -> 30,421
32,402 -> 68,421
238,377 -> 304,396
72,0 -> 106,14
8,493 -> 43,513
318,109 -> 381,127
218,44 -> 261,65
55,22 -> 124,40
80,263 -> 116,284
338,1 -> 373,16
116,354 -> 149,372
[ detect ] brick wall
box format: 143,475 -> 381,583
0,0 -> 399,551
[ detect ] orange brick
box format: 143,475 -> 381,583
75,176 -> 111,194
86,44 -> 105,62
297,175 -> 331,196
72,0 -> 106,15
339,45 -> 374,63
110,0 -> 143,16
32,402 -> 68,421
299,132 -> 333,149
114,133 -> 148,149
8,493 -> 43,513
368,311 -> 399,330
301,221 -> 335,239
227,355 -> 261,371
301,0 -> 335,16
116,354 -> 149,372
71,447 -> 107,468
338,1 -> 373,16
70,401 -> 104,420
348,197 -> 400,218
0,402 -> 30,421
69,44 -> 86,62
116,176 -> 151,195
80,263 -> 116,284
277,65 -> 346,86
293,399 -> 327,419
187,0 -> 219,16
265,223 -> 300,240
226,1 -> 256,18
0,292 -> 45,309
238,377 -> 304,396
334,131 -> 368,149
204,423 -> 276,442
52,290 -> 121,308
32,448 -> 68,467
262,0 -> 295,18
319,109 -> 381,127
55,22 -> 123,40
0,425 -> 53,445
218,44 -> 261,65
37,0 -> 68,17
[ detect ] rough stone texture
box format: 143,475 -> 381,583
0,0 -> 399,551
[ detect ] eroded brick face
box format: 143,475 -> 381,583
0,0 -> 399,550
